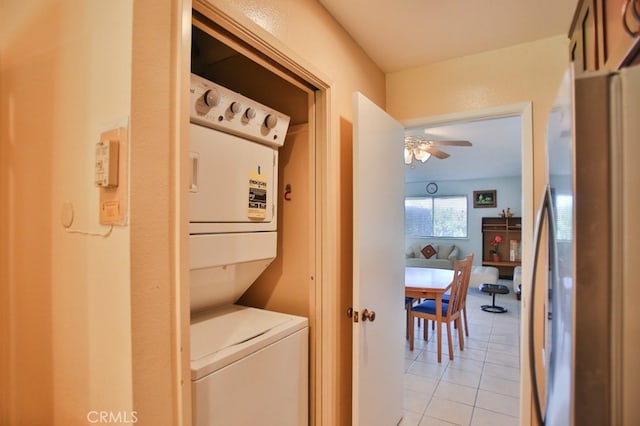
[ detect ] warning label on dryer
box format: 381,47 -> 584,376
248,172 -> 267,219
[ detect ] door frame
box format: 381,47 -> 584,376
403,102 -> 533,421
185,2 -> 340,425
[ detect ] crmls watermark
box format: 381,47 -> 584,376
86,411 -> 138,424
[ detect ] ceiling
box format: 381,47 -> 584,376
318,0 -> 577,183
318,0 -> 578,73
404,116 -> 522,183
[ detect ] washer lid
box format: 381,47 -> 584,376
190,305 -> 308,380
191,304 -> 300,361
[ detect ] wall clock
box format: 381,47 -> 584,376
426,182 -> 438,194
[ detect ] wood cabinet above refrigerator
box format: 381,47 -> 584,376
569,0 -> 640,74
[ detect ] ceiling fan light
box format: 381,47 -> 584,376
414,148 -> 430,162
404,147 -> 413,164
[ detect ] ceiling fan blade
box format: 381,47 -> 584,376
427,140 -> 472,147
425,146 -> 450,159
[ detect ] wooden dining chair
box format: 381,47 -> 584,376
409,260 -> 466,362
427,254 -> 473,336
405,297 -> 415,339
442,254 -> 474,336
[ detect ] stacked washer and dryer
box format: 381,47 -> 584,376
188,74 -> 309,426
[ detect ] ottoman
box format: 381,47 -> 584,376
479,283 -> 510,313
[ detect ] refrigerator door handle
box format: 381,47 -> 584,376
528,184 -> 553,425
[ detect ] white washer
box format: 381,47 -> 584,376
188,74 -> 308,426
191,306 -> 308,426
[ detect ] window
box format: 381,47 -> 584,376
405,196 -> 468,238
554,194 -> 573,241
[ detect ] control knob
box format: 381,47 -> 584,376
203,89 -> 220,107
244,107 -> 256,120
229,101 -> 243,115
264,114 -> 278,129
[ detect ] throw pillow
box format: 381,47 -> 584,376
437,244 -> 454,259
405,246 -> 415,258
421,244 -> 437,259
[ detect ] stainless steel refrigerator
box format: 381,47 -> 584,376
530,64 -> 640,425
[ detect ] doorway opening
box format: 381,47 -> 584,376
403,102 -> 533,274
400,104 -> 532,423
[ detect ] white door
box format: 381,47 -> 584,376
352,92 -> 405,425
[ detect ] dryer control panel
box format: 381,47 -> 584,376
190,74 -> 290,148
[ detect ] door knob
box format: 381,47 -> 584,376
361,309 -> 376,322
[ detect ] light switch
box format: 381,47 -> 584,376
95,140 -> 119,187
98,124 -> 128,226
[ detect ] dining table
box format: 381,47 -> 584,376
405,266 -> 455,360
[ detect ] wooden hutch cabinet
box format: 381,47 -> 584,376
482,217 -> 522,278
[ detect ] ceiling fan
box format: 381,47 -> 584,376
404,135 -> 472,165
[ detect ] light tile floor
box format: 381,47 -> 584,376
401,279 -> 521,426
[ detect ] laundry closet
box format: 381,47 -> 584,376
187,7 -> 317,426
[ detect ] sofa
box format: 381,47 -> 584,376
405,242 -> 459,270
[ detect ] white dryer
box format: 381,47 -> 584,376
188,74 -> 308,426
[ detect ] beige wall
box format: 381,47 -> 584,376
130,0 -> 190,424
1,0 -> 135,424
